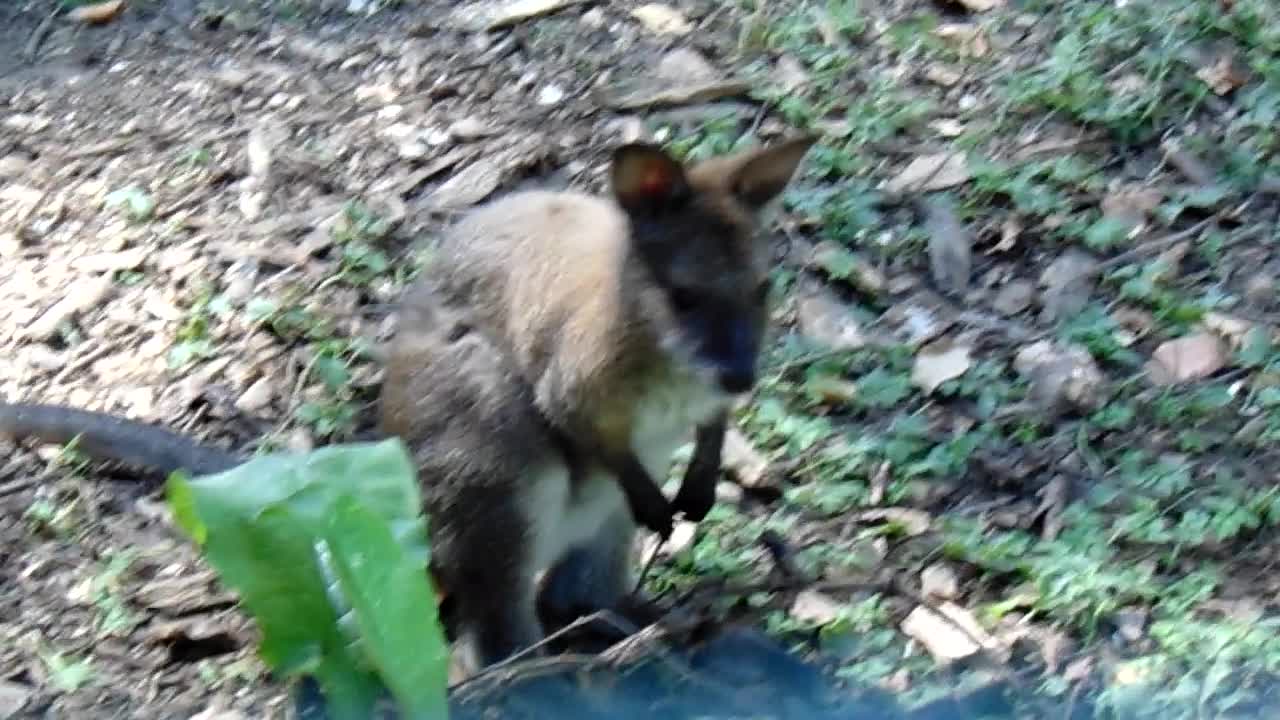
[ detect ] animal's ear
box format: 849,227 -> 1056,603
728,135 -> 818,210
610,143 -> 691,215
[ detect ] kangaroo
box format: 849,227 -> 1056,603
387,135 -> 816,672
0,134 -> 816,676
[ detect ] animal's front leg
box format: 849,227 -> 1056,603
672,410 -> 727,522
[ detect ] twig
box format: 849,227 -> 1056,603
24,6 -> 59,63
448,610 -> 639,693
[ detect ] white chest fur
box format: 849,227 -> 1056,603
523,374 -> 727,574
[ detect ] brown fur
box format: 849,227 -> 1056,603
382,135 -> 816,673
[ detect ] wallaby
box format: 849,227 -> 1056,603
0,133 -> 816,676
388,135 -> 816,672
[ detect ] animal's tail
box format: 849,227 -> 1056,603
0,402 -> 243,476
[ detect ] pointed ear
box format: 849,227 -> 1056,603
729,135 -> 818,210
610,143 -> 691,215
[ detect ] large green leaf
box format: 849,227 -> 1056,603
167,438 -> 448,720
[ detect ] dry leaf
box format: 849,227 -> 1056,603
68,0 -> 125,24
933,24 -> 989,58
806,374 -> 859,405
885,153 -> 970,193
923,64 -> 963,87
930,118 -> 966,138
921,195 -> 972,295
721,428 -> 770,488
597,79 -> 750,110
900,602 -> 997,662
1013,340 -> 1105,413
1202,312 -> 1255,350
853,508 -> 932,536
774,55 -> 810,92
920,563 -> 960,601
1146,332 -> 1227,385
631,4 -> 692,35
991,280 -> 1034,316
1100,186 -> 1163,228
797,293 -> 867,351
1196,55 -> 1248,96
657,48 -> 721,83
1038,250 -> 1098,323
912,340 -> 972,394
791,590 -> 842,625
486,0 -> 584,29
425,158 -> 502,210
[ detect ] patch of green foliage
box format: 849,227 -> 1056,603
167,439 -> 449,720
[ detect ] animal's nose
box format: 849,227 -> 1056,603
718,367 -> 755,394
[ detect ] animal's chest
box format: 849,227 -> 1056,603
628,378 -> 726,480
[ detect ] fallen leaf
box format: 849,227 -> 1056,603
930,118 -> 966,138
1159,138 -> 1218,186
933,24 -> 989,58
808,242 -> 885,296
805,374 -> 859,405
797,293 -> 867,351
1038,250 -> 1098,323
1146,333 -> 1227,385
1196,54 -> 1248,95
853,507 -> 932,536
773,55 -> 810,92
485,0 -> 584,30
923,64 -> 963,87
24,275 -> 115,341
920,195 -> 972,295
68,0 -> 125,24
991,280 -> 1034,316
1100,186 -> 1163,229
721,428 -> 770,488
885,153 -> 970,193
920,563 -> 960,601
791,590 -> 843,625
631,3 -> 692,35
912,340 -> 972,394
1013,340 -> 1106,413
425,158 -> 502,210
1202,311 -> 1255,350
658,48 -> 721,83
597,79 -> 751,110
901,602 -> 997,662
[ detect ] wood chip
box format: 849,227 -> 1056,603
885,153 -> 970,193
597,79 -> 752,111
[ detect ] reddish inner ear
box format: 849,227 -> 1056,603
639,164 -> 672,196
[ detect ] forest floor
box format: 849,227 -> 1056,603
2,0 -> 1279,718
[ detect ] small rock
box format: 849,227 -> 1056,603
773,55 -> 809,92
911,339 -> 972,394
632,3 -> 692,35
901,602 -> 998,662
791,590 -> 842,625
657,48 -> 720,83
1014,340 -> 1106,413
797,293 -> 866,351
536,84 -> 566,105
448,117 -> 496,141
0,680 -> 33,717
3,113 -> 51,133
0,153 -> 33,178
1039,250 -> 1098,323
285,427 -> 315,453
920,563 -> 960,601
212,66 -> 252,90
355,82 -> 399,104
1244,273 -> 1274,307
1146,333 -> 1227,385
991,280 -> 1034,315
236,377 -> 275,413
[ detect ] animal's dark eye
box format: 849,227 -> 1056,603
670,287 -> 698,313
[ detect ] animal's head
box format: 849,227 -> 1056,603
610,135 -> 817,396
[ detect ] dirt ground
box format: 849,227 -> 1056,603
3,0 -> 1280,718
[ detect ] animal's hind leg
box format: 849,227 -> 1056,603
536,503 -> 638,631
